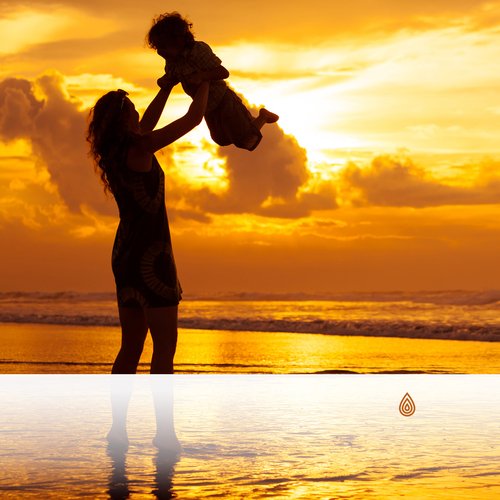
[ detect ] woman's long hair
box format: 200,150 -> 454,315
86,89 -> 135,199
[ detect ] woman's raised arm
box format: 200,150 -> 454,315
139,81 -> 209,153
139,80 -> 176,133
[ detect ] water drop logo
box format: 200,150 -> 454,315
399,392 -> 416,416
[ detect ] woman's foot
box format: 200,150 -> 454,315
152,433 -> 183,454
259,108 -> 279,123
106,426 -> 129,451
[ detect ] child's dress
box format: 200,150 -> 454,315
165,41 -> 263,151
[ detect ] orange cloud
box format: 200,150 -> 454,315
340,155 -> 500,207
0,72 -> 117,216
171,100 -> 338,218
0,72 -> 336,224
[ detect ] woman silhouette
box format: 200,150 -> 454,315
87,78 -> 209,374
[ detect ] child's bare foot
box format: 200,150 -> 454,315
259,108 -> 279,123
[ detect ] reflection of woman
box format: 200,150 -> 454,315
87,78 -> 209,374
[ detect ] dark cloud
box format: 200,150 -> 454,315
0,78 -> 43,140
166,98 -> 337,219
341,155 -> 500,207
0,74 -> 334,221
0,73 -> 117,216
3,73 -> 499,220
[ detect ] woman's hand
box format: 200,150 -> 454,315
157,73 -> 179,89
139,78 -> 176,133
137,80 -> 209,153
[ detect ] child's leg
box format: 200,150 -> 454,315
252,108 -> 280,130
205,90 -> 276,150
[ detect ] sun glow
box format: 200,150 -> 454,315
3,2 -> 500,293
169,142 -> 229,192
0,8 -> 118,56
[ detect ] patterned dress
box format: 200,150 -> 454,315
111,148 -> 183,308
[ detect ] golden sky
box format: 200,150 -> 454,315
1,0 -> 500,293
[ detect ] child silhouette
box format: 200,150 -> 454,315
147,12 -> 279,151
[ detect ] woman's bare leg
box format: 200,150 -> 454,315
112,306 -> 149,374
145,305 -> 178,374
106,374 -> 135,450
108,306 -> 148,448
150,374 -> 182,453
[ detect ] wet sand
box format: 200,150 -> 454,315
0,322 -> 498,374
0,374 -> 498,499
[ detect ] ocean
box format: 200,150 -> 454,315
1,289 -> 499,340
0,291 -> 499,498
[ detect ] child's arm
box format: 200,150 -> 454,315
139,77 -> 178,133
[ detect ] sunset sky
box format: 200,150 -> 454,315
1,0 -> 500,294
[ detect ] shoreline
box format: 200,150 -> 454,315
0,319 -> 497,343
0,359 -> 473,375
0,322 -> 498,374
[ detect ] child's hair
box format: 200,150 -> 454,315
146,12 -> 195,50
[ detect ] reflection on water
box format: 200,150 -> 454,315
0,375 -> 499,499
106,439 -> 179,500
106,421 -> 180,500
0,323 -> 499,374
106,375 -> 182,499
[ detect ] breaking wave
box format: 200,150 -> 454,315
0,289 -> 498,341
